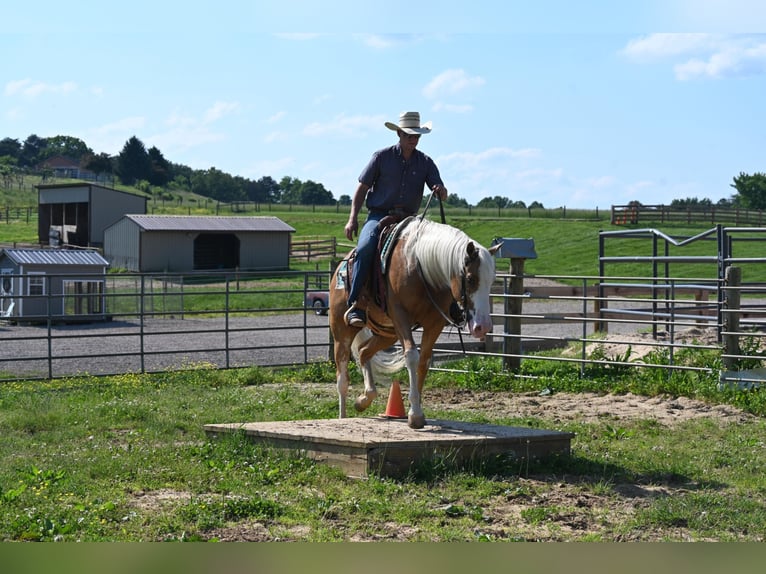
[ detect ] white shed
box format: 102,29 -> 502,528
103,214 -> 295,272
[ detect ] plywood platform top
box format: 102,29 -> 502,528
204,417 -> 573,448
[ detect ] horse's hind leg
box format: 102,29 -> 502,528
334,338 -> 352,418
354,334 -> 398,412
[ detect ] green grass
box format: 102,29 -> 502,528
1,363 -> 765,542
6,177 -> 766,283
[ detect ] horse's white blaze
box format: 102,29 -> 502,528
466,249 -> 495,338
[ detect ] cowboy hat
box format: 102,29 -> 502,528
385,111 -> 432,135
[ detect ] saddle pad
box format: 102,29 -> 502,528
380,216 -> 415,276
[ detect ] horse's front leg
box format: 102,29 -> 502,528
334,339 -> 352,418
407,328 -> 442,429
398,335 -> 425,429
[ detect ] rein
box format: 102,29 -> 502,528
420,189 -> 447,224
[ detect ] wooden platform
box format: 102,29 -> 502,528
204,417 -> 574,479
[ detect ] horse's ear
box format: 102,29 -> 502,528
465,241 -> 478,263
488,242 -> 503,256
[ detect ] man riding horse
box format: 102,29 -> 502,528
343,111 -> 448,328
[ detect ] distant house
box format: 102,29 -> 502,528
0,248 -> 109,322
38,155 -> 96,180
103,214 -> 296,273
37,183 -> 147,247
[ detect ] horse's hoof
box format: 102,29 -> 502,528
408,413 -> 426,429
354,391 -> 377,412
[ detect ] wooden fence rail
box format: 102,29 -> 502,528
611,204 -> 766,226
290,237 -> 337,262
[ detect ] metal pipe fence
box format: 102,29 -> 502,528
1,268 -> 765,385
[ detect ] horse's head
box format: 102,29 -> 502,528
450,241 -> 499,339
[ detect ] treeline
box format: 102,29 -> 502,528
2,133 -> 764,210
0,133 -> 336,206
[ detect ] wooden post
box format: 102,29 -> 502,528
723,266 -> 741,371
503,258 -> 525,372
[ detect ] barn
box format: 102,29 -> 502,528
37,183 -> 147,247
103,214 -> 296,273
0,248 -> 109,322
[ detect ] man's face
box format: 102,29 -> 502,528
398,130 -> 421,153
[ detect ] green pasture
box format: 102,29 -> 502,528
0,361 -> 765,542
3,198 -> 761,282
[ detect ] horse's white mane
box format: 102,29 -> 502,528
400,219 -> 489,289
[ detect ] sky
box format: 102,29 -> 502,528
3,1 -> 766,209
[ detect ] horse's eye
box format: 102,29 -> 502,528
466,274 -> 478,289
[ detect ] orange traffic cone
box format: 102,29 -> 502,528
382,380 -> 407,419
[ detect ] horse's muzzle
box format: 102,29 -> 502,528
467,312 -> 493,339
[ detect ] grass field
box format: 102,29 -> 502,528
1,180 -> 753,281
1,364 -> 765,542
2,182 -> 766,542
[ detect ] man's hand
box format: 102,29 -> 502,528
431,184 -> 448,201
344,218 -> 358,241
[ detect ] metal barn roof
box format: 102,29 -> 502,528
122,214 -> 295,233
2,249 -> 109,266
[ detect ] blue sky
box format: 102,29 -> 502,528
3,1 -> 766,208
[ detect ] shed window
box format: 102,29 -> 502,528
27,273 -> 45,296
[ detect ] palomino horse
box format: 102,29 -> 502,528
329,217 -> 499,429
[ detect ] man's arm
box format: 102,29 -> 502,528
344,182 -> 370,241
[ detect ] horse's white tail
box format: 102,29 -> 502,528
351,328 -> 407,375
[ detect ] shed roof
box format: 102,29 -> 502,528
121,214 -> 296,233
2,249 -> 109,266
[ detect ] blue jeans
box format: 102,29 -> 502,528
347,212 -> 385,307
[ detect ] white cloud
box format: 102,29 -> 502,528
422,69 -> 485,100
622,33 -> 719,60
83,116 -> 146,154
623,33 -> 766,79
440,147 -> 542,170
355,34 -> 425,50
245,157 -> 295,179
264,131 -> 288,143
267,111 -> 287,124
203,101 -> 239,124
432,102 -> 473,113
303,113 -> 385,137
5,78 -> 77,97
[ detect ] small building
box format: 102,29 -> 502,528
103,214 -> 296,273
37,183 -> 147,247
0,248 -> 109,322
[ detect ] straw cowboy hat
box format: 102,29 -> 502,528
385,111 -> 432,135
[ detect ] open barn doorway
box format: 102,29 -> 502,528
193,233 -> 240,270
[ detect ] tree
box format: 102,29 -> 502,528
298,180 -> 334,205
445,193 -> 469,208
116,136 -> 152,186
670,197 -> 713,209
477,195 -> 512,208
21,134 -> 46,167
0,138 -> 21,161
41,135 -> 91,161
279,176 -> 302,204
83,152 -> 114,178
730,172 -> 766,210
147,146 -> 170,187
